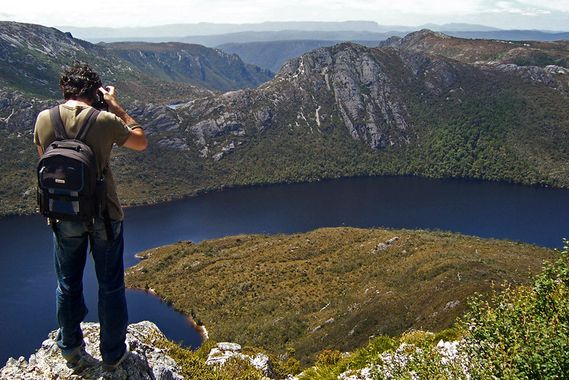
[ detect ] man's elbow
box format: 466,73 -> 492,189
138,136 -> 148,151
122,134 -> 148,151
132,136 -> 148,151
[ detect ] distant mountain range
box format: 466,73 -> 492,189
1,22 -> 569,218
60,21 -> 503,41
59,21 -> 569,46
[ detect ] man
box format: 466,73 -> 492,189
33,62 -> 147,370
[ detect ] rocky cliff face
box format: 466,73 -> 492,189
104,42 -> 273,91
0,321 -> 184,380
170,42 -> 421,158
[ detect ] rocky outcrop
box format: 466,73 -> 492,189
0,89 -> 55,133
0,321 -> 183,380
488,63 -> 569,95
338,339 -> 465,380
205,342 -> 275,378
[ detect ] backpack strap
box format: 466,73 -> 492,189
75,108 -> 100,142
49,106 -> 67,140
49,106 -> 100,142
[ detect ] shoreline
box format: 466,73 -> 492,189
2,173 -> 564,220
126,286 -> 209,342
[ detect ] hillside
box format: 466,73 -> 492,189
299,244 -> 569,379
2,25 -> 569,217
101,42 -> 273,91
4,235 -> 565,378
0,21 -> 209,101
126,227 -> 553,364
0,21 -> 270,96
383,29 -> 569,68
217,40 -> 377,72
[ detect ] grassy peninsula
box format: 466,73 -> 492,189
126,227 -> 553,365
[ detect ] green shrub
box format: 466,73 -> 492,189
462,242 -> 569,379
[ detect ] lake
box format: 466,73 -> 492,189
1,176 -> 568,364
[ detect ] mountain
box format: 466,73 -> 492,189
59,21 -> 567,45
175,31 -> 396,47
101,42 -> 273,91
420,22 -> 502,32
155,32 -> 569,189
2,25 -> 569,217
0,21 -> 270,96
218,40 -> 379,73
446,30 -> 569,41
217,28 -> 569,74
382,29 -> 569,67
59,21 -> 412,42
96,29 -> 569,46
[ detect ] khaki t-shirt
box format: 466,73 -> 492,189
34,104 -> 131,221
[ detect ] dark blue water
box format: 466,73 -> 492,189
1,176 -> 568,364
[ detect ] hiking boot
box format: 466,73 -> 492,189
102,342 -> 130,372
62,343 -> 97,369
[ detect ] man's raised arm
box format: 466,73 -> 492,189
99,86 -> 148,151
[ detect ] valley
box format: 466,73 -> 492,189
1,22 -> 569,217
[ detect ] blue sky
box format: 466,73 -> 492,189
1,0 -> 569,30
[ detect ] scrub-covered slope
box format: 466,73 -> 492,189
126,227 -> 553,363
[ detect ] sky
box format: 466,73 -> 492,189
1,0 -> 569,31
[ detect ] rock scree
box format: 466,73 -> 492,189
0,321 -> 183,380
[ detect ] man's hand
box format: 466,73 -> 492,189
99,86 -> 148,151
98,86 -> 123,115
99,85 -> 137,126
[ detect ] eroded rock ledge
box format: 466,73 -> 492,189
0,321 -> 183,380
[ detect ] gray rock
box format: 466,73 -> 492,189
217,342 -> 241,352
157,137 -> 190,151
0,321 -> 183,380
206,342 -> 275,378
373,236 -> 400,253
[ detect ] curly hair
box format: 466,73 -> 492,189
59,62 -> 102,100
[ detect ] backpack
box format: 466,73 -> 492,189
37,105 -> 105,225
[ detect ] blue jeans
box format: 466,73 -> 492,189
53,218 -> 128,364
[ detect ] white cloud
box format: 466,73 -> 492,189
484,1 -> 552,16
0,0 -> 568,28
518,0 -> 569,12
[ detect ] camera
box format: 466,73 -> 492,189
92,88 -> 109,111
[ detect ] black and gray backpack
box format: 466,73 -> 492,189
37,105 -> 107,226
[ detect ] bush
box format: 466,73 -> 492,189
315,349 -> 343,366
462,241 -> 569,379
